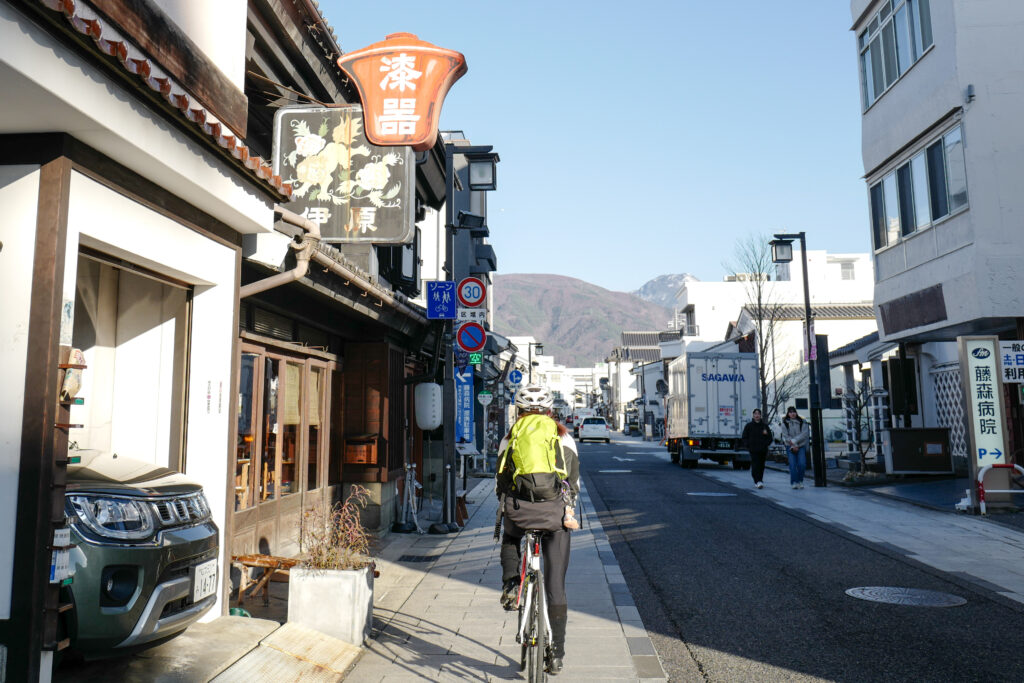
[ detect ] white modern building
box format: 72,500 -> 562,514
848,0 -> 1024,471
674,251 -> 873,345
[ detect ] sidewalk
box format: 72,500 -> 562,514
699,465 -> 1024,609
345,477 -> 668,682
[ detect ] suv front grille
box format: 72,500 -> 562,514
151,493 -> 210,528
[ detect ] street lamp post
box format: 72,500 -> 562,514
527,341 -> 544,384
432,141 -> 499,535
770,232 -> 827,487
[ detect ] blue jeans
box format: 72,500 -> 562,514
788,446 -> 807,484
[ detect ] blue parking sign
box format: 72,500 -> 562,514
426,281 -> 456,319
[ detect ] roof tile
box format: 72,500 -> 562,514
40,0 -> 291,198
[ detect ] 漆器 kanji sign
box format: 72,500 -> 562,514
958,336 -> 1009,470
337,33 -> 467,152
272,105 -> 414,243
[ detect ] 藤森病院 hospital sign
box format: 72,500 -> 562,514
958,336 -> 1009,469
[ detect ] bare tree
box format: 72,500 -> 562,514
841,378 -> 876,473
723,233 -> 802,427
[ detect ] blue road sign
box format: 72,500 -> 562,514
508,369 -> 523,385
455,366 -> 474,445
426,281 -> 456,319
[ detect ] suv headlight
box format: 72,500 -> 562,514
68,495 -> 155,541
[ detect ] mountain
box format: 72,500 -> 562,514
631,273 -> 698,310
492,274 -> 671,367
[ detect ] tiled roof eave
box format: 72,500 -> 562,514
38,0 -> 292,198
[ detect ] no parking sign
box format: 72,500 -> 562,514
456,322 -> 487,353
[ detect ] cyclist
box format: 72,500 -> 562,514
496,383 -> 580,675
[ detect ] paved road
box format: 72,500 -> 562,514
577,434 -> 1024,682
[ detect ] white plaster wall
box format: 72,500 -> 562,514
65,171 -> 236,619
158,0 -> 248,90
411,207 -> 444,309
0,4 -> 272,235
0,165 -> 40,619
857,0 -> 961,174
856,0 -> 1024,333
955,0 -> 1024,318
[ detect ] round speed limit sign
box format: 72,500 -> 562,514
457,277 -> 486,307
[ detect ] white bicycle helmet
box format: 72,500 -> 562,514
515,384 -> 554,411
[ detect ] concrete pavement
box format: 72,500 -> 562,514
346,477 -> 668,682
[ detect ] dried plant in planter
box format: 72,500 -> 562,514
299,484 -> 372,571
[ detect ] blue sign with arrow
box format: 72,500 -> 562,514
508,369 -> 523,385
455,366 -> 474,445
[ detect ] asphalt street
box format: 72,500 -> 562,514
576,433 -> 1024,683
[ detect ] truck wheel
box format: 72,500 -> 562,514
731,460 -> 742,470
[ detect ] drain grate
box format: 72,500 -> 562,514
398,554 -> 440,563
845,586 -> 966,607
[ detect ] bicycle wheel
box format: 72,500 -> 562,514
529,568 -> 547,682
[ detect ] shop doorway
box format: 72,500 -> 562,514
232,342 -> 339,559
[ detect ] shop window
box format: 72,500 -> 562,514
259,358 -> 279,501
307,367 -> 324,491
236,350 -> 334,509
71,251 -> 189,470
281,362 -> 301,496
236,353 -> 258,510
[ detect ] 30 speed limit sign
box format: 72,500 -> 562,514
457,277 -> 486,307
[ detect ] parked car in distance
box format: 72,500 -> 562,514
578,417 -> 611,443
61,451 -> 219,656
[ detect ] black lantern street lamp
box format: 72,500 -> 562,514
432,141 -> 500,535
770,232 -> 827,487
527,342 -> 544,383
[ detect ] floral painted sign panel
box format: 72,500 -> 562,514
272,105 -> 414,243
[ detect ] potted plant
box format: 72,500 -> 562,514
288,485 -> 375,645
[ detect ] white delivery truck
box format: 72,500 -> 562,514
665,348 -> 761,469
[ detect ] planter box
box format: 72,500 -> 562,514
288,565 -> 373,645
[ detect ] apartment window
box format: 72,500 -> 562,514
868,124 -> 968,250
775,263 -> 791,282
841,262 -> 856,280
859,0 -> 933,109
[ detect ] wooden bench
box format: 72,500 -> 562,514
231,554 -> 299,607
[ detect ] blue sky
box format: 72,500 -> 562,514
323,1 -> 869,292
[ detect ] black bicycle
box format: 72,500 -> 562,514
515,529 -> 551,682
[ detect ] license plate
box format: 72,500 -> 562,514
717,441 -> 731,449
191,559 -> 218,602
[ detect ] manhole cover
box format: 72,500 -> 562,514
686,492 -> 737,497
845,587 -> 966,607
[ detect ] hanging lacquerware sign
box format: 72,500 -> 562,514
337,32 -> 467,151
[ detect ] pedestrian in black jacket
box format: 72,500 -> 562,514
742,409 -> 773,488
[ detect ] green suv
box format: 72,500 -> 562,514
62,452 -> 219,654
